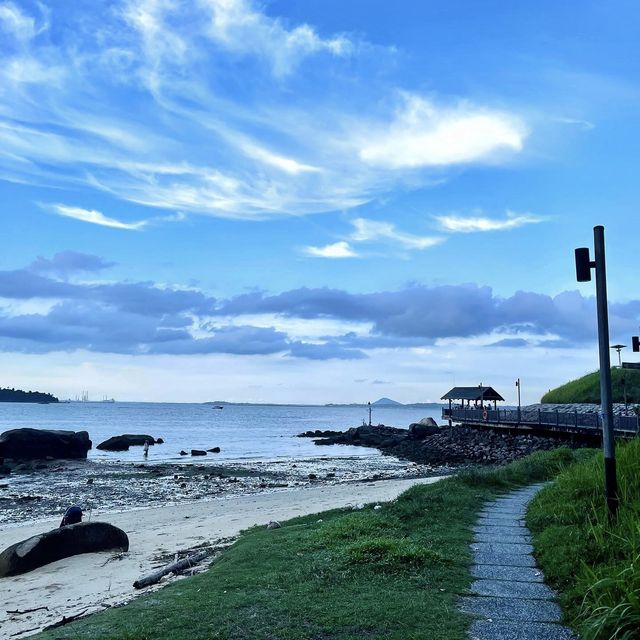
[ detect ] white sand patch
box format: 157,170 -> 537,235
0,476 -> 443,638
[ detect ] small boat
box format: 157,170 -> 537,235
212,405 -> 224,410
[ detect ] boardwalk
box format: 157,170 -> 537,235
443,407 -> 639,437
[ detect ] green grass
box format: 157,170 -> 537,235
527,438 -> 640,639
32,448 -> 587,640
541,368 -> 640,404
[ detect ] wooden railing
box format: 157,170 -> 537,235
442,407 -> 639,435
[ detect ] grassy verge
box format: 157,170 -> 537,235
35,449 -> 587,640
527,438 -> 640,639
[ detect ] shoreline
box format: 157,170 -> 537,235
0,452 -> 451,526
0,475 -> 444,638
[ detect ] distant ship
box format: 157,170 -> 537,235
212,405 -> 224,410
101,396 -> 115,403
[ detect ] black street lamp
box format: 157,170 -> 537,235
515,378 -> 521,423
575,225 -> 618,518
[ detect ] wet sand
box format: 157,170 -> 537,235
0,476 -> 444,638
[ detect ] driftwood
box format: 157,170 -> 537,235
133,550 -> 208,589
42,608 -> 89,631
7,606 -> 49,615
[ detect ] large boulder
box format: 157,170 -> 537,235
97,434 -> 157,451
408,418 -> 440,439
0,522 -> 129,577
0,428 -> 91,460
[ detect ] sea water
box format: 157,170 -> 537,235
0,402 -> 443,464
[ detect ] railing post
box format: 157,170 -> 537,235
575,410 -> 578,428
538,409 -> 541,425
556,410 -> 559,427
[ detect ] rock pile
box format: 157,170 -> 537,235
533,402 -> 637,416
312,423 -> 589,466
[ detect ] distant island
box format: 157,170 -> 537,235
205,398 -> 443,408
0,387 -> 59,403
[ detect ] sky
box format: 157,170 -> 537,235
1,0 -> 639,404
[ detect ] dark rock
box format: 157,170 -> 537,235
191,449 -> 207,456
408,422 -> 440,439
97,435 -> 156,452
179,450 -> 188,456
0,428 -> 91,460
297,429 -> 343,438
0,522 -> 129,577
155,438 -> 164,444
207,447 -> 221,453
308,473 -> 317,480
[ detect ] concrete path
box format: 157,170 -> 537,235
460,484 -> 577,640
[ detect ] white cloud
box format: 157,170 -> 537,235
358,94 -> 526,169
239,142 -> 320,175
197,0 -> 352,77
303,241 -> 358,258
0,2 -> 38,43
435,211 -> 544,233
50,205 -> 147,230
350,218 -> 442,250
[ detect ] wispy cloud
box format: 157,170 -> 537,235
195,0 -> 353,78
303,241 -> 358,259
435,211 -> 544,233
0,2 -> 529,221
350,218 -> 442,250
304,218 -> 442,259
50,205 -> 148,230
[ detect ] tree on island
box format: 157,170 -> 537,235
0,388 -> 59,403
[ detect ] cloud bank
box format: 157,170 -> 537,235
0,253 -> 638,360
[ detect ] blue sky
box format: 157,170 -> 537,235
1,0 -> 639,404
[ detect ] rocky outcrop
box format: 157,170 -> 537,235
97,435 -> 158,451
314,425 -> 408,448
191,449 -> 207,456
0,429 -> 91,460
314,423 -> 588,466
296,429 -> 343,438
0,522 -> 129,577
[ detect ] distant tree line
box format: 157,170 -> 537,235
0,388 -> 59,403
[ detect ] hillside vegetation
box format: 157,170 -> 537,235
541,368 -> 640,404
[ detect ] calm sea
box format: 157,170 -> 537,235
0,403 -> 443,464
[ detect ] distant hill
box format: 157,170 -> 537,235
0,387 -> 59,403
541,368 -> 640,404
371,397 -> 403,406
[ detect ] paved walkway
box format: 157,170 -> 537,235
460,483 -> 577,640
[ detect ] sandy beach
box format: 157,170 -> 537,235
0,476 -> 443,638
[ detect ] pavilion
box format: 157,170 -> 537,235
441,385 -> 505,412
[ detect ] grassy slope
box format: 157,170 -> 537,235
34,449 -> 588,640
541,368 -> 640,404
527,438 -> 640,639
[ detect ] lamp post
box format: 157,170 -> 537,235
516,378 -> 521,423
575,225 -> 618,518
611,344 -> 625,368
368,401 -> 372,427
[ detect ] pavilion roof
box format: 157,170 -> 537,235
440,386 -> 505,402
